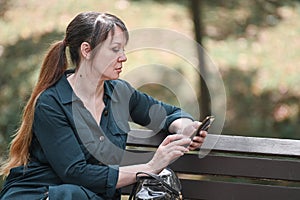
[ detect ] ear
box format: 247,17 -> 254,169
80,42 -> 91,59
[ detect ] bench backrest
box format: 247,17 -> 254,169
122,130 -> 300,200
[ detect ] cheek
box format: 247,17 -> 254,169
98,53 -> 118,66
93,56 -> 115,71
102,60 -> 117,73
98,61 -> 117,77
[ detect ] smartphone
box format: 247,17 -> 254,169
190,115 -> 215,140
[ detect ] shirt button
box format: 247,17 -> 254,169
99,136 -> 105,142
103,110 -> 108,116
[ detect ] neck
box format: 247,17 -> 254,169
67,70 -> 105,102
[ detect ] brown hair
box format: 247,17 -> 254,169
1,11 -> 128,176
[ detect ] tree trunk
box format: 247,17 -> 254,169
190,0 -> 211,120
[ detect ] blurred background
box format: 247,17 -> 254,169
1,0 -> 300,181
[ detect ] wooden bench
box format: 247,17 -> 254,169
121,129 -> 300,200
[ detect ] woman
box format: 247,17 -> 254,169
0,12 -> 207,200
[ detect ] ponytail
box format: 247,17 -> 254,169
1,40 -> 68,176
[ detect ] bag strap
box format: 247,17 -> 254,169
128,171 -> 181,200
128,172 -> 155,200
135,172 -> 181,196
128,180 -> 139,200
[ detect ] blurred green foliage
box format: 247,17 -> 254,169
0,32 -> 64,153
0,0 -> 300,164
131,0 -> 300,139
203,0 -> 293,39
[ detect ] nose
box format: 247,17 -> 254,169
118,53 -> 127,62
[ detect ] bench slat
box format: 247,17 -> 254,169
121,149 -> 300,181
124,130 -> 300,199
170,153 -> 300,181
122,178 -> 300,200
203,134 -> 300,156
127,130 -> 300,156
120,150 -> 154,166
180,179 -> 300,200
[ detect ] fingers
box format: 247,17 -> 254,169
198,130 -> 207,138
159,134 -> 191,156
189,131 -> 207,150
149,135 -> 191,172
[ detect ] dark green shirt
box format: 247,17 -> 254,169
0,70 -> 193,200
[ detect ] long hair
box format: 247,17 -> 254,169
0,11 -> 128,176
0,41 -> 67,176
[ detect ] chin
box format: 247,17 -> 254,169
110,75 -> 120,80
102,73 -> 119,80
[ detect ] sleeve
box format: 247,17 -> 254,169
33,96 -> 118,197
124,81 -> 194,133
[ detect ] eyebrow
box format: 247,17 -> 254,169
111,41 -> 122,45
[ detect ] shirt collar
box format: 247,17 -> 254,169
56,70 -> 79,104
103,80 -> 119,102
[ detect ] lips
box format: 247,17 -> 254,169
115,67 -> 122,73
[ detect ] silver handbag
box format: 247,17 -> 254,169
129,168 -> 182,200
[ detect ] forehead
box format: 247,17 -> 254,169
107,26 -> 127,45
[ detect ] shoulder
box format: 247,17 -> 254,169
104,79 -> 138,103
37,75 -> 73,106
37,86 -> 58,104
34,90 -> 64,118
36,87 -> 62,111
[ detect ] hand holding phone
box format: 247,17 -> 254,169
190,116 -> 215,140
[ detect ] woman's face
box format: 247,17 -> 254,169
91,26 -> 127,81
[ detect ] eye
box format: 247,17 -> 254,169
112,47 -> 120,53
